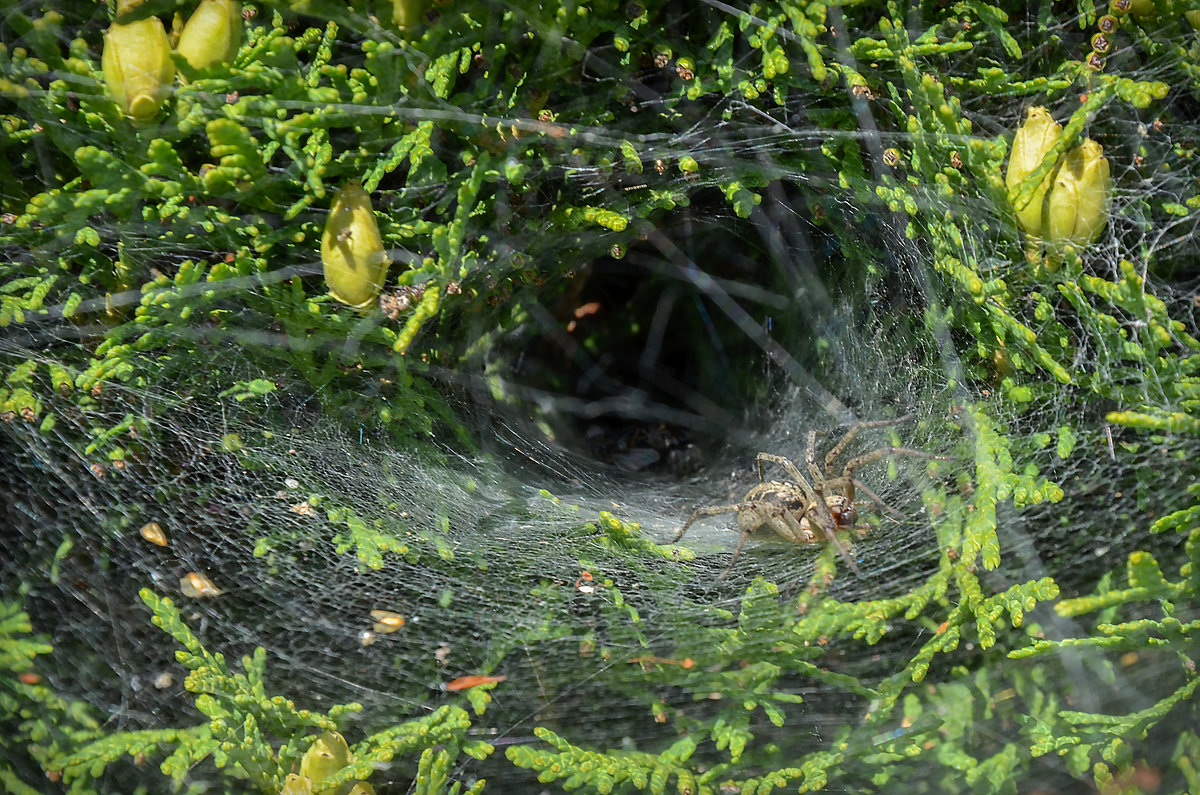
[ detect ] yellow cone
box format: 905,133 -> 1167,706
1044,138 -> 1112,250
321,182 -> 391,309
102,14 -> 175,121
1005,106 -> 1062,237
177,0 -> 242,73
299,731 -> 352,784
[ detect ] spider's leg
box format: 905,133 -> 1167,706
848,523 -> 873,536
823,522 -> 861,576
673,504 -> 740,542
806,429 -> 822,484
824,476 -> 905,520
804,429 -> 836,520
805,471 -> 862,576
824,414 -> 917,470
840,446 -> 939,485
814,496 -> 862,575
716,527 -> 755,581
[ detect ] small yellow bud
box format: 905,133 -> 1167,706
321,181 -> 391,309
1044,138 -> 1112,250
102,14 -> 175,121
176,0 -> 242,74
1005,106 -> 1062,237
299,731 -> 352,784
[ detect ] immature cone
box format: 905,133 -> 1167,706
321,182 -> 391,308
1044,138 -> 1112,250
1005,106 -> 1062,237
102,14 -> 175,121
177,0 -> 242,73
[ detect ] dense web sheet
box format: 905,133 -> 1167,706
3,0 -> 1200,793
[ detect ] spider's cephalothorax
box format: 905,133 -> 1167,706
673,415 -> 937,577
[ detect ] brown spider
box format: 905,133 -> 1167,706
673,415 -> 938,577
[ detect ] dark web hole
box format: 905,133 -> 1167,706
493,186 -> 905,476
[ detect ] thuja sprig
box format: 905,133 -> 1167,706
64,588 -> 365,792
253,494 -> 420,570
323,502 -> 421,570
50,589 -> 490,792
1003,474 -> 1200,788
594,511 -> 690,561
2,598 -> 129,792
1,598 -> 110,792
0,272 -> 56,329
507,728 -> 719,795
961,407 -> 1065,571
1011,673 -> 1199,788
52,725 -> 209,788
1056,258 -> 1200,415
412,747 -> 487,795
573,576 -> 874,777
0,600 -> 52,673
866,26 -> 1082,389
324,707 -> 488,791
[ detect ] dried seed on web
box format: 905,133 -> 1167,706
369,610 -> 405,633
180,572 -> 222,598
139,522 -> 168,546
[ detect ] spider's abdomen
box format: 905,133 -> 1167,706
736,482 -> 816,543
759,484 -> 805,511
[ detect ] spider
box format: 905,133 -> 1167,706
673,415 -> 938,577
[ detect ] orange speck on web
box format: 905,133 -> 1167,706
573,301 -> 602,319
628,655 -> 694,669
445,675 -> 507,691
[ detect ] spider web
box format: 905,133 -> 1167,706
2,0 -> 1200,792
